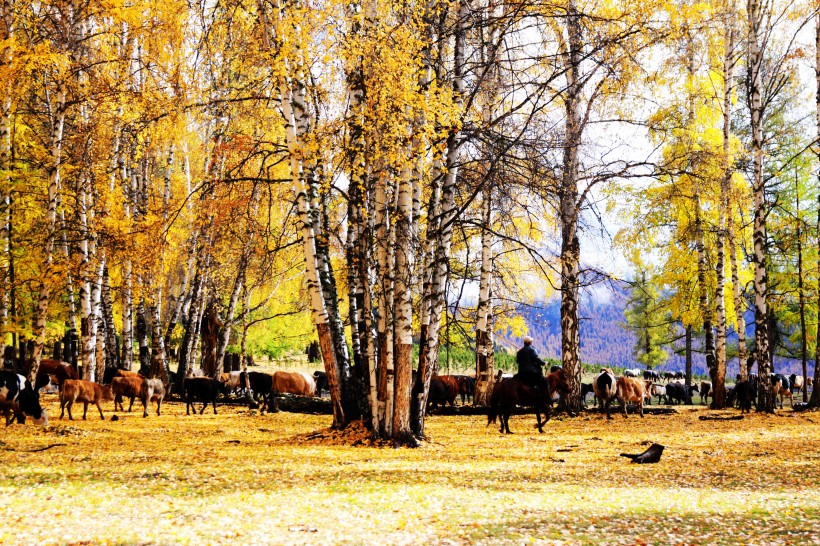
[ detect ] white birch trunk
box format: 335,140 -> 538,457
474,188 -> 494,406
0,3 -> 13,363
747,0 -> 772,411
274,0 -> 345,426
30,81 -> 66,382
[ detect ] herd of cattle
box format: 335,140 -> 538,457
0,359 -> 330,425
590,368 -> 814,417
0,358 -> 815,426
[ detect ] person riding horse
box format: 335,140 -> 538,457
515,336 -> 550,403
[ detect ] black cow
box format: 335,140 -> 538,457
666,381 -> 697,405
0,370 -> 48,426
643,370 -> 660,382
313,371 -> 329,397
241,371 -> 274,405
549,365 -> 562,373
580,382 -> 594,407
734,380 -> 755,413
183,377 -> 228,415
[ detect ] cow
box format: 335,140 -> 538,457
549,365 -> 562,373
643,380 -> 654,405
187,368 -> 205,378
700,381 -> 712,405
112,375 -> 145,412
140,378 -> 165,418
183,377 -> 227,415
34,359 -> 78,392
615,376 -> 646,418
666,381 -> 697,405
455,375 -> 476,404
313,371 -> 329,396
0,370 -> 48,426
807,377 -> 814,389
102,367 -> 143,385
219,371 -> 243,396
427,376 -> 449,412
580,382 -> 594,407
60,380 -> 114,420
265,371 -> 317,413
650,383 -> 668,405
624,368 -> 641,378
593,368 -> 617,418
241,371 -> 274,406
643,370 -> 661,382
734,380 -> 755,413
432,375 -> 460,406
771,374 -> 792,409
661,371 -> 676,381
789,374 -> 804,396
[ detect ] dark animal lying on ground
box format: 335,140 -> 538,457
620,443 -> 665,464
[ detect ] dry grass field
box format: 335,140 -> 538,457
1,393 -> 819,545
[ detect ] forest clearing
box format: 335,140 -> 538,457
1,402 -> 819,545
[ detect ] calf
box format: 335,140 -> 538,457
0,370 -> 48,426
140,378 -> 165,418
771,374 -> 793,409
593,368 -> 617,418
112,375 -> 145,412
700,381 -> 712,405
183,377 -> 227,415
615,376 -> 646,418
60,379 -> 114,420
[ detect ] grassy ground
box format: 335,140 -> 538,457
1,394 -> 819,545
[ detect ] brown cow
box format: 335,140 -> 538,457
60,379 -> 114,420
433,375 -> 460,406
34,359 -> 78,392
140,378 -> 165,418
615,376 -> 646,418
266,371 -> 316,413
112,375 -> 145,412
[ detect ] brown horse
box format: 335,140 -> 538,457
487,369 -> 571,434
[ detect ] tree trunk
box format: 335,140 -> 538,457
713,1 -> 735,409
0,2 -> 12,365
685,325 -> 693,405
392,161 -> 415,445
474,187 -> 495,406
695,197 -> 716,402
796,182 -> 807,403
728,207 -> 747,380
747,0 -> 773,412
274,3 -> 346,425
559,0 -> 583,414
811,10 -> 820,408
413,0 -> 469,437
29,79 -> 66,383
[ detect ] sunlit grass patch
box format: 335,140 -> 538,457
1,395 -> 818,544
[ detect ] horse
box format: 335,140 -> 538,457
487,368 -> 571,434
